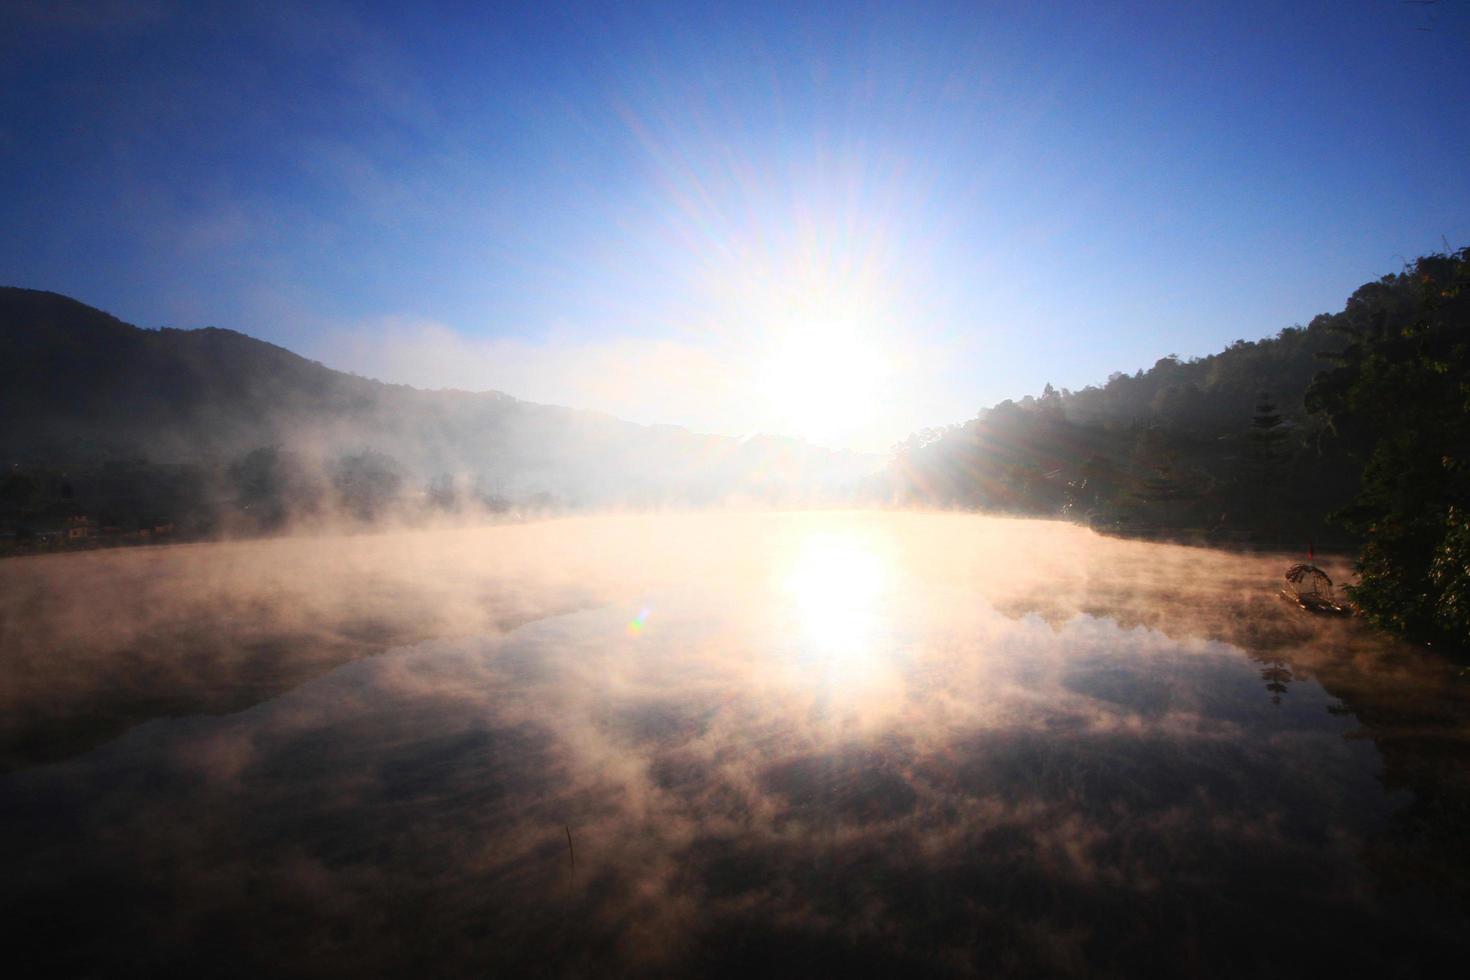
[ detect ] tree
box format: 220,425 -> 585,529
1306,249 -> 1470,644
1237,393 -> 1291,533
228,447 -> 323,529
1064,453 -> 1122,518
426,473 -> 459,511
332,451 -> 404,522
1131,429 -> 1202,526
1246,393 -> 1287,481
1430,505 -> 1470,641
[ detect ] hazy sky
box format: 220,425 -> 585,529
3,1 -> 1468,450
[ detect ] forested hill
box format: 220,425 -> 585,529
889,249 -> 1470,647
0,287 -> 876,513
886,305 -> 1359,539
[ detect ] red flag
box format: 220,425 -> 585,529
1308,539 -> 1314,561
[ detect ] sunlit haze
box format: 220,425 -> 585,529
4,3 -> 1470,976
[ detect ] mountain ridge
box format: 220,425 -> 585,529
0,286 -> 877,505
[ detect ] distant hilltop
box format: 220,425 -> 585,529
0,286 -> 879,507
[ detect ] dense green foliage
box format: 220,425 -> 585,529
1305,250 -> 1469,645
888,322 -> 1359,545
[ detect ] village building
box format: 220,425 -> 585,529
65,515 -> 95,541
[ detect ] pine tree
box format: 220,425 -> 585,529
1134,429 -> 1199,526
1238,393 -> 1290,533
1246,393 -> 1287,483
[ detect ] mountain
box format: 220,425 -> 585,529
0,287 -> 878,509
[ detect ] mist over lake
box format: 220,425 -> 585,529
5,1 -> 1469,975
4,511 -> 1467,977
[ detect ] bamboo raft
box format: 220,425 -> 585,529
1279,562 -> 1349,616
1278,587 -> 1348,615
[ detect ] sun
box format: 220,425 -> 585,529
695,200 -> 908,448
752,288 -> 894,445
760,321 -> 888,443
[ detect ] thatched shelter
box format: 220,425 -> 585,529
1284,563 -> 1332,597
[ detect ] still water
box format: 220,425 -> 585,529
3,512 -> 1468,977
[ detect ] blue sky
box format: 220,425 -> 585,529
3,1 -> 1468,450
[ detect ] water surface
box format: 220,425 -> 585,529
3,512 -> 1468,977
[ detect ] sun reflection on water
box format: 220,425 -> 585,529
779,530 -> 898,705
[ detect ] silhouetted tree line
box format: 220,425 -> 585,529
890,248 -> 1470,647
0,447 -> 540,548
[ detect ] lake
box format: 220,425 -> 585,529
3,511 -> 1468,977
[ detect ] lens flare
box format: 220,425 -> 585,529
627,606 -> 652,636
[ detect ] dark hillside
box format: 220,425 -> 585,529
888,310 -> 1364,548
888,249 -> 1470,646
0,287 -> 875,505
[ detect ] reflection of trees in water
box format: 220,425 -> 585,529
999,548 -> 1470,924
1212,628 -> 1470,909
1258,657 -> 1292,704
1295,653 -> 1470,912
